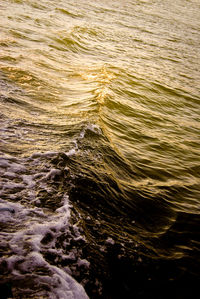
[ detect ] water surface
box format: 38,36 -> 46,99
0,0 -> 200,298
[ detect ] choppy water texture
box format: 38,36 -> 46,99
0,0 -> 200,298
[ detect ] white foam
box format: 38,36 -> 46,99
22,174 -> 36,188
0,153 -> 90,299
0,197 -> 89,298
0,158 -> 10,168
48,266 -> 89,299
31,151 -> 58,159
45,168 -> 62,180
77,258 -> 90,268
105,237 -> 115,245
66,148 -> 77,156
5,251 -> 89,299
9,163 -> 27,173
86,123 -> 101,134
3,171 -> 16,179
0,204 -> 15,222
65,123 -> 102,157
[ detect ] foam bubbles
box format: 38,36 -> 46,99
0,153 -> 89,298
65,123 -> 102,157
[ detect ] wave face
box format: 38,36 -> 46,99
0,0 -> 200,298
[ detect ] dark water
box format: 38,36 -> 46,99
0,0 -> 200,298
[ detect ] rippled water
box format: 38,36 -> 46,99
0,0 -> 200,298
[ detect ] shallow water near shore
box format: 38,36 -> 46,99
0,0 -> 200,298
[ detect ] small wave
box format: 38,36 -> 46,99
50,30 -> 89,53
56,8 -> 83,18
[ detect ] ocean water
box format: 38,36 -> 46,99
0,0 -> 200,298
